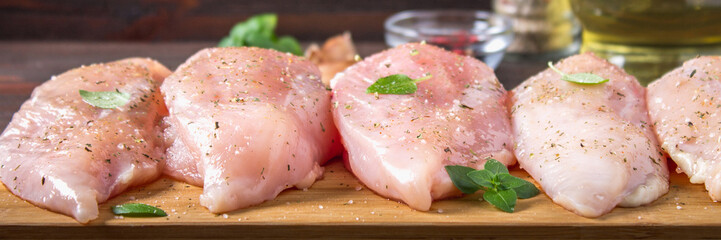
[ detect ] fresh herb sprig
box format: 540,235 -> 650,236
547,61 -> 608,85
218,13 -> 302,56
445,159 -> 540,213
111,203 -> 167,217
79,89 -> 130,109
366,74 -> 432,95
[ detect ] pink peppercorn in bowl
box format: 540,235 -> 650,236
384,10 -> 514,69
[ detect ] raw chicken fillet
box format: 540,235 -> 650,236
331,43 -> 515,211
511,53 -> 669,217
647,56 -> 721,201
162,47 -> 341,213
0,58 -> 171,223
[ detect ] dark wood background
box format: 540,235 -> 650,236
1,0 -> 492,41
0,0 -> 546,131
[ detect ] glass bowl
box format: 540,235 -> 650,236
384,10 -> 514,69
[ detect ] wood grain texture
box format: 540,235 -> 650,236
3,41 -> 710,239
0,0 -> 492,41
1,161 -> 721,239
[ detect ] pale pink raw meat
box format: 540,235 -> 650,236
511,53 -> 669,217
162,47 -> 342,213
0,58 -> 171,223
330,43 -> 515,211
647,56 -> 721,201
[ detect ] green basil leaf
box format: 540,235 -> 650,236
366,74 -> 418,94
219,13 -> 302,56
483,189 -> 517,213
512,181 -> 541,199
227,36 -> 245,48
547,61 -> 608,85
275,36 -> 303,56
484,159 -> 509,175
79,89 -> 130,109
249,14 -> 277,38
497,173 -> 540,199
111,203 -> 167,217
562,73 -> 609,85
444,165 -> 481,194
229,13 -> 276,41
245,32 -> 275,49
497,173 -> 527,189
467,169 -> 495,189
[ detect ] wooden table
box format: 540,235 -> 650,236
1,41 -> 719,239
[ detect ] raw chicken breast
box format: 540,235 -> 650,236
647,56 -> 721,201
331,43 -> 515,211
511,53 -> 669,217
0,58 -> 171,223
162,47 -> 341,213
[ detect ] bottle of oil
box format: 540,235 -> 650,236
494,0 -> 581,60
571,0 -> 721,85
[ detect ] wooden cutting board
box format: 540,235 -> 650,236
0,42 -> 720,239
1,159 -> 721,239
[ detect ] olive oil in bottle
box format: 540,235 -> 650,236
494,0 -> 581,59
571,0 -> 721,84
